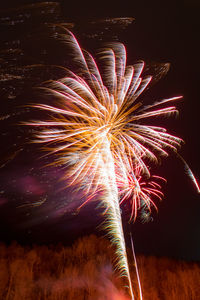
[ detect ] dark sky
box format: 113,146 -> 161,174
0,0 -> 199,261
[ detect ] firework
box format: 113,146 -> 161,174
130,232 -> 143,300
118,172 -> 166,222
26,30 -> 184,299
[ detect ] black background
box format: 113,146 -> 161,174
0,0 -> 199,260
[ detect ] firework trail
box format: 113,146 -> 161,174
130,232 -> 143,300
176,153 -> 200,193
26,30 -> 185,298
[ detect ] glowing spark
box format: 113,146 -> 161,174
26,30 -> 186,298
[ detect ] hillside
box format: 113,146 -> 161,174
1,235 -> 199,299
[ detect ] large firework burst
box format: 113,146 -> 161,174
27,30 -> 184,299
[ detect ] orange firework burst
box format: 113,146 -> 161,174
26,30 -> 186,299
28,31 -> 183,196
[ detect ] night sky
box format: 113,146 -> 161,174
0,0 -> 199,261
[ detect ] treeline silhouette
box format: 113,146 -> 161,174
1,235 -> 199,299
